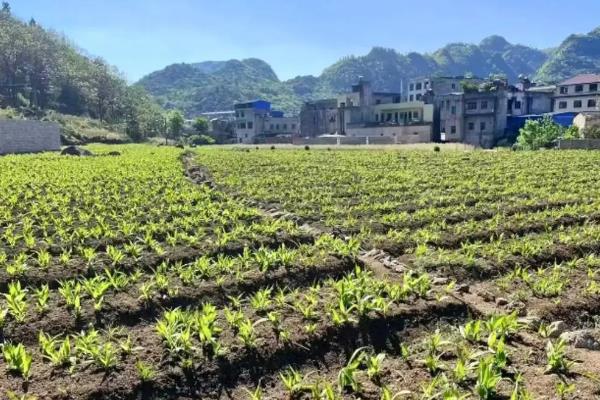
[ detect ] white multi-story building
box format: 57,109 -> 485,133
554,74 -> 600,113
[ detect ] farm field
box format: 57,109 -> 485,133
0,145 -> 599,399
194,147 -> 600,399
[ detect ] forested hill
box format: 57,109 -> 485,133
139,29 -> 600,116
0,2 -> 163,140
137,59 -> 302,116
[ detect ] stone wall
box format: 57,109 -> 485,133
0,120 -> 61,155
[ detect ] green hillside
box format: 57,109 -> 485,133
137,34 -> 567,115
535,28 -> 600,83
0,3 -> 164,142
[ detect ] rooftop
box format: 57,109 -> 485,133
559,74 -> 600,86
526,85 -> 556,93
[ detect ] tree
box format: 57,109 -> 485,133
516,116 -> 564,150
1,2 -> 10,15
192,117 -> 209,135
167,110 -> 184,144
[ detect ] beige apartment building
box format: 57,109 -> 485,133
554,74 -> 600,113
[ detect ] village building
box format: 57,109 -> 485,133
299,78 -> 433,143
553,74 -> 600,114
299,99 -> 338,137
407,76 -> 483,102
234,100 -> 299,144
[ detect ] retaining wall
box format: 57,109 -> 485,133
0,120 -> 61,155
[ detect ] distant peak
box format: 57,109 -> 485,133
480,35 -> 511,52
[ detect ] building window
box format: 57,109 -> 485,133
450,126 -> 456,134
560,86 -> 568,94
376,99 -> 381,104
247,122 -> 253,129
291,124 -> 296,130
446,100 -> 450,108
241,111 -> 245,117
480,122 -> 486,131
588,99 -> 597,108
574,100 -> 582,108
283,124 -> 287,130
416,94 -> 422,101
409,95 -> 414,101
413,111 -> 419,119
590,83 -> 598,92
514,101 -> 521,110
375,114 -> 379,122
481,100 -> 488,110
441,125 -> 446,133
558,101 -> 567,109
451,105 -> 456,115
468,122 -> 474,131
386,113 -> 392,122
276,124 -> 280,129
394,112 -> 399,122
575,85 -> 584,93
240,122 -> 246,129
270,124 -> 274,129
409,83 -> 414,91
416,83 -> 422,90
451,83 -> 456,89
467,102 -> 477,110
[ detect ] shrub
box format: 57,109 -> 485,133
270,145 -> 275,150
516,116 -> 563,150
433,145 -> 440,152
304,145 -> 310,151
188,135 -> 215,146
563,125 -> 582,140
583,125 -> 600,139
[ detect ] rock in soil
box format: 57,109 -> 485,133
518,315 -> 542,330
548,321 -> 567,338
61,146 -> 93,156
433,277 -> 449,285
560,329 -> 600,350
478,290 -> 495,302
456,284 -> 470,293
495,297 -> 509,306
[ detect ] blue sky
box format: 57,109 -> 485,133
11,0 -> 600,82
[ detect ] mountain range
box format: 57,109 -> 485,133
137,28 -> 600,116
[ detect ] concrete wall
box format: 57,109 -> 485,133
345,124 -> 431,143
300,99 -> 338,137
292,136 -> 396,145
558,139 -> 600,149
0,120 -> 61,155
